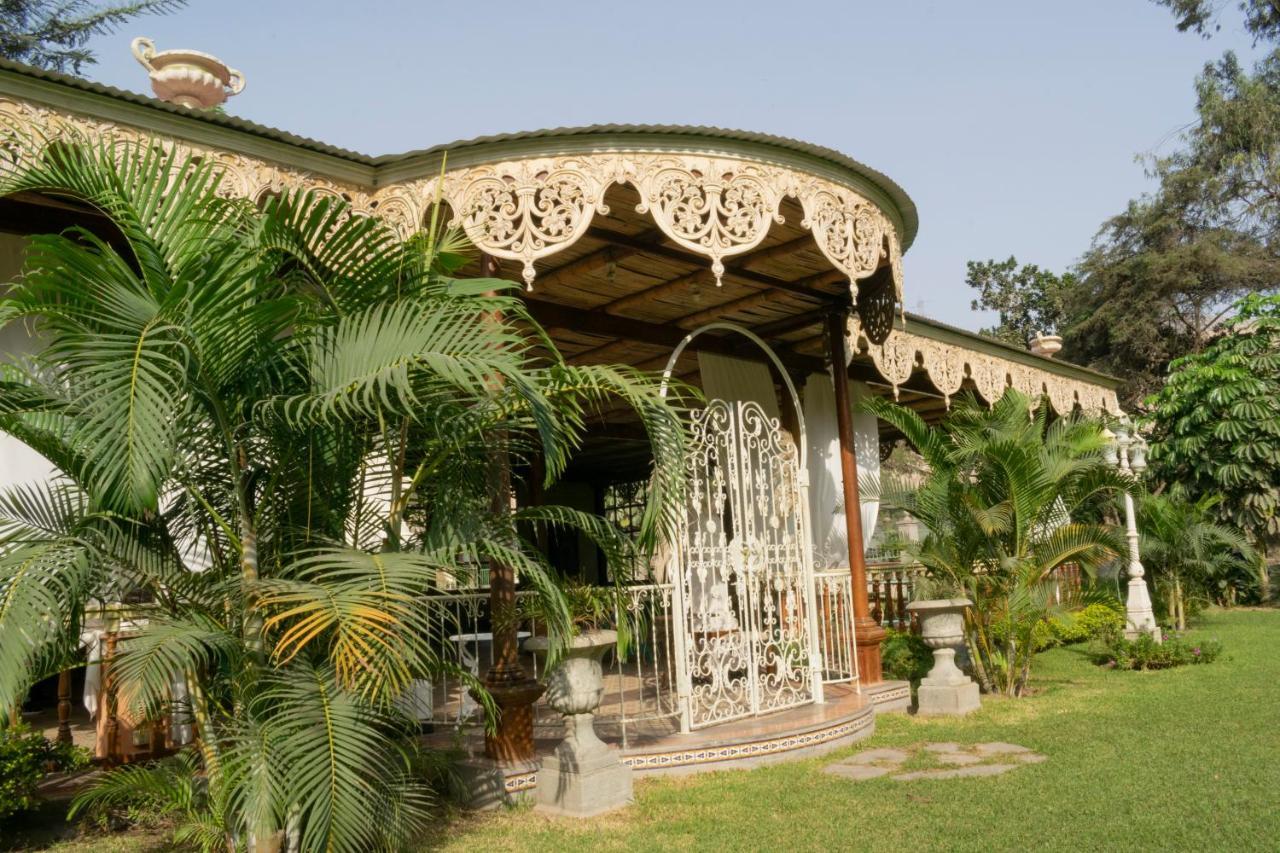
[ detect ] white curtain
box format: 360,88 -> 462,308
803,373 -> 880,568
697,352 -> 781,419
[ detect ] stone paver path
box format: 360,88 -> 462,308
823,742 -> 1046,782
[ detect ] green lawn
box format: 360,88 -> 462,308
433,609 -> 1280,852
12,610 -> 1278,852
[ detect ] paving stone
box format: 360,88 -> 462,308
923,742 -> 963,753
949,763 -> 1019,777
847,748 -> 910,765
824,763 -> 891,781
891,769 -> 956,781
892,763 -> 1019,781
974,742 -> 1033,755
934,752 -> 983,766
1014,752 -> 1047,764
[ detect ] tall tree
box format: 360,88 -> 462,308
1144,292 -> 1280,599
965,256 -> 1072,347
0,0 -> 186,74
1065,185 -> 1278,408
1153,0 -> 1280,44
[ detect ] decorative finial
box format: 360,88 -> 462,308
131,37 -> 245,110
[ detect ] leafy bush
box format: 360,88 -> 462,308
881,629 -> 933,682
1049,602 -> 1125,645
996,602 -> 1126,652
0,725 -> 89,822
1093,633 -> 1223,670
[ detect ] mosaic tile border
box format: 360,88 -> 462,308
503,769 -> 539,793
620,707 -> 875,772
867,684 -> 911,706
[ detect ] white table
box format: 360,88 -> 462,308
447,631 -> 532,717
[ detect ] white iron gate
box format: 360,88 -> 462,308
673,398 -> 823,730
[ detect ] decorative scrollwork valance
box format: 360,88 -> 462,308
0,96 -> 908,315
847,316 -> 1120,416
429,151 -> 904,300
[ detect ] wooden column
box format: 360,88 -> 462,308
56,668 -> 73,745
479,253 -> 544,765
825,311 -> 887,683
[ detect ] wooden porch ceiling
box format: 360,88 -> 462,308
453,184 -> 956,452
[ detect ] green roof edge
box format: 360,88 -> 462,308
0,60 -> 917,247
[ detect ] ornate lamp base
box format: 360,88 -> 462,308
1124,576 -> 1161,642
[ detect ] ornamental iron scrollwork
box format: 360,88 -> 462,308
797,181 -> 893,300
632,156 -> 785,285
443,158 -> 614,289
673,399 -> 819,729
1,95 -> 907,303
855,269 -> 899,346
849,324 -> 1119,417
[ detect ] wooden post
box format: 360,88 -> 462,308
56,668 -> 73,745
479,253 -> 544,766
825,311 -> 887,683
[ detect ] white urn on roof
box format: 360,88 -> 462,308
131,37 -> 244,109
1029,332 -> 1063,358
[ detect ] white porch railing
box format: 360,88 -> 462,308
420,574 -> 872,743
813,570 -> 858,684
418,583 -> 680,747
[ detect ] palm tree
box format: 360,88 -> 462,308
1138,492 -> 1256,629
863,391 -> 1126,696
0,131 -> 687,850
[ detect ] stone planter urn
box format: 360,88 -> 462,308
131,37 -> 245,109
906,598 -> 980,715
1030,333 -> 1064,358
524,629 -> 633,817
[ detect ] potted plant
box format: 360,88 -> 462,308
523,578 -> 619,714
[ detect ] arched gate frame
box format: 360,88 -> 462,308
661,324 -> 826,732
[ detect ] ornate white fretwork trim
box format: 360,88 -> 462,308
0,96 -> 906,303
0,97 -> 431,240
848,316 -> 1120,416
427,151 -> 904,296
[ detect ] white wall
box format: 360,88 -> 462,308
0,233 -> 57,488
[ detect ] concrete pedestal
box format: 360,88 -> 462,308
536,712 -> 633,817
915,648 -> 980,716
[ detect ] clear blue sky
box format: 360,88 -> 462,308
81,0 -> 1260,331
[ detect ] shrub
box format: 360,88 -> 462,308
0,725 -> 89,822
881,629 -> 933,682
1049,602 -> 1125,645
1093,633 -> 1223,671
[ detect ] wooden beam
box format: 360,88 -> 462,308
526,297 -> 826,375
752,307 -> 831,338
568,338 -> 642,364
601,267 -> 709,313
533,229 -> 667,288
735,233 -> 822,268
590,227 -> 845,303
675,289 -> 783,329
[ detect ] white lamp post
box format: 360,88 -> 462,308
1102,420 -> 1161,641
